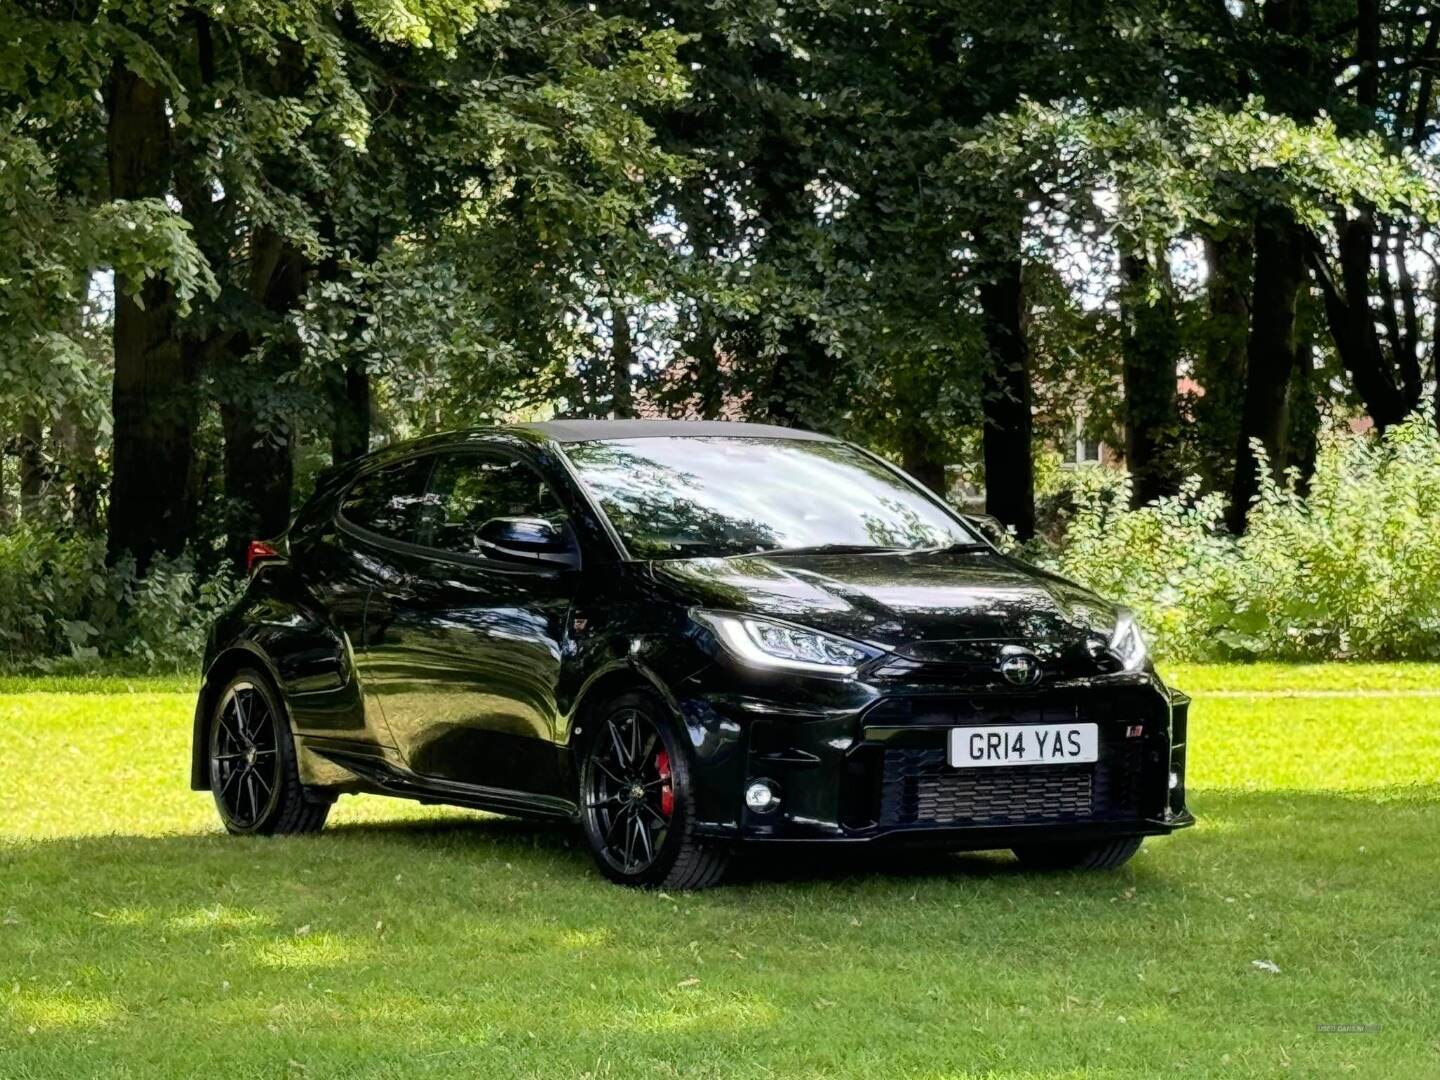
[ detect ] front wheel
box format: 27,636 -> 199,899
1012,836 -> 1143,871
209,670 -> 330,836
578,692 -> 728,889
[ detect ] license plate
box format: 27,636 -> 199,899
948,723 -> 1098,768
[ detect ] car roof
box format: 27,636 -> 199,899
332,420 -> 838,484
513,419 -> 834,443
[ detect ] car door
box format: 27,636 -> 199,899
290,454 -> 433,741
361,448 -> 578,796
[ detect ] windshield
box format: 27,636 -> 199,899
562,436 -> 980,560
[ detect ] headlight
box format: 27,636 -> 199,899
1109,609 -> 1149,672
690,609 -> 881,677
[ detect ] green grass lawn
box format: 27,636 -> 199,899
2,667 -> 1437,1078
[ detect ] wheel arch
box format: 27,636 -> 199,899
190,644 -> 289,791
565,660 -> 681,753
562,656 -> 741,832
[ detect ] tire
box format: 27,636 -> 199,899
577,690 -> 729,890
1012,836 -> 1143,871
209,668 -> 330,836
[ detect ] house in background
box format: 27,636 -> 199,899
1058,413 -> 1110,469
1058,375 -> 1210,473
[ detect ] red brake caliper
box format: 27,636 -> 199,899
655,749 -> 674,818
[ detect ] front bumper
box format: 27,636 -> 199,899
678,672 -> 1193,847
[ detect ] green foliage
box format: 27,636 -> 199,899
1032,457 -> 1129,543
1039,412 -> 1440,661
955,96 -> 1440,251
303,8 -> 691,432
4,0 -> 1440,674
0,525 -> 238,672
0,119 -> 207,421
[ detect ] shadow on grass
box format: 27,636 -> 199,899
6,783 -> 1435,896
303,780 -> 1439,884
318,812 -> 1033,885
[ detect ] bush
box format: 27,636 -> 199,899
0,526 -> 238,673
1033,412 -> 1440,661
7,413 -> 1440,670
1033,459 -> 1129,547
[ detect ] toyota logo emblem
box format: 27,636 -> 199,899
1000,652 -> 1042,686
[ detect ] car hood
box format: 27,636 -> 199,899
650,549 -> 1117,658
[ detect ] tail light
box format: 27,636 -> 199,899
246,540 -> 282,575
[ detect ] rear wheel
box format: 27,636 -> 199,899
209,670 -> 329,836
1012,836 -> 1143,871
578,691 -> 728,889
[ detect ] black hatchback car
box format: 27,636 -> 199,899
193,420 -> 1192,888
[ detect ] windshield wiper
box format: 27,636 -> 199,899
743,543 -> 908,557
915,541 -> 992,554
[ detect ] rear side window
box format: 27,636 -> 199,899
339,457 -> 432,541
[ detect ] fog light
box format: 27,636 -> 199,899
744,779 -> 780,813
1169,771 -> 1180,790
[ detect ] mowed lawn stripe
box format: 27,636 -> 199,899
1,669 -> 1437,1078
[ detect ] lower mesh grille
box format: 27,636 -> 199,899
916,765 -> 1092,823
879,747 -> 1139,826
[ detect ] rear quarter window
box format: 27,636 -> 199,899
338,457 -> 433,542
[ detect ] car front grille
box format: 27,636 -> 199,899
878,746 -> 1143,827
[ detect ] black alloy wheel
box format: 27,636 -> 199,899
209,670 -> 330,836
579,692 -> 727,889
585,706 -> 672,873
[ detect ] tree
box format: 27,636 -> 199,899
7,0 -> 1440,579
1304,2 -> 1439,433
1194,232 -> 1252,495
4,0 -> 687,567
1119,245 -> 1182,508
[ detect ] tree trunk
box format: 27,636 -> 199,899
0,423 -> 9,529
1118,247 -> 1181,508
18,414 -> 44,522
758,329 -> 832,429
222,403 -> 294,566
901,425 -> 947,497
1309,212 -> 1411,430
1338,212 -> 1414,422
1259,0 -> 1315,115
977,210 -> 1035,541
1195,233 -> 1252,495
691,320 -> 724,420
1434,279 -> 1440,431
745,92 -> 835,431
1227,209 -> 1307,534
1354,0 -> 1380,109
315,214 -> 378,466
1223,0 -> 1315,535
106,61 -> 194,571
610,301 -> 636,418
1298,0 -> 1417,433
579,353 -> 603,419
330,361 -> 371,464
55,404 -> 101,530
221,232 -> 307,568
1286,329 -> 1319,495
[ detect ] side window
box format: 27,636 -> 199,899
338,457 -> 432,541
419,453 -> 567,557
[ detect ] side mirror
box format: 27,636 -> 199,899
476,516 -> 578,567
963,513 -> 1008,547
